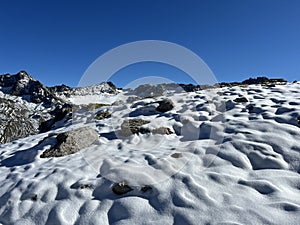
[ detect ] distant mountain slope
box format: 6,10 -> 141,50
0,71 -> 63,106
49,81 -> 117,97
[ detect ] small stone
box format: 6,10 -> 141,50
31,194 -> 38,201
94,111 -> 111,120
234,97 -> 248,103
79,184 -> 93,189
112,182 -> 133,195
171,153 -> 183,158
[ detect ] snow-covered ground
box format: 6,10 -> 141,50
0,83 -> 300,225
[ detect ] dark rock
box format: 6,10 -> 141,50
94,111 -> 111,120
31,194 -> 38,201
242,77 -> 270,85
179,83 -> 200,92
48,84 -> 72,94
156,99 -> 175,112
152,127 -> 174,135
171,153 -> 183,158
120,119 -> 150,136
234,97 -> 248,103
79,184 -> 93,189
40,126 -> 98,158
112,182 -> 133,195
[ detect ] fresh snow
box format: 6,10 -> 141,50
0,82 -> 300,225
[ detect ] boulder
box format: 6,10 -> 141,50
94,111 -> 111,120
120,119 -> 150,136
234,97 -> 248,103
152,127 -> 174,135
112,182 -> 133,195
156,99 -> 175,112
171,153 -> 183,158
40,126 -> 98,158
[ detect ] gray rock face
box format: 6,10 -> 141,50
152,127 -> 174,135
156,99 -> 175,112
120,119 -> 150,136
40,127 -> 99,158
0,71 -> 118,144
0,98 -> 37,144
131,84 -> 165,98
50,82 -> 117,97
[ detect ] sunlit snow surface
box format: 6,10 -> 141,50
1,83 -> 300,225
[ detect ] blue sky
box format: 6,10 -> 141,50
1,0 -> 299,87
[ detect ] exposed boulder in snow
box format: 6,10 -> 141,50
40,126 -> 98,158
156,99 -> 175,112
152,127 -> 174,135
112,182 -> 133,195
94,111 -> 111,120
234,97 -> 248,103
120,119 -> 150,136
171,153 -> 183,158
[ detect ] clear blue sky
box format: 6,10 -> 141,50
1,0 -> 299,87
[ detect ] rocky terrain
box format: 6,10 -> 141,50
0,71 -> 117,145
0,71 -> 299,225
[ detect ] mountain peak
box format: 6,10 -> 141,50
0,71 -> 61,106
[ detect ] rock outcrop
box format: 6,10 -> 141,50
0,97 -> 37,144
120,119 -> 151,136
156,99 -> 175,112
40,126 -> 99,158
